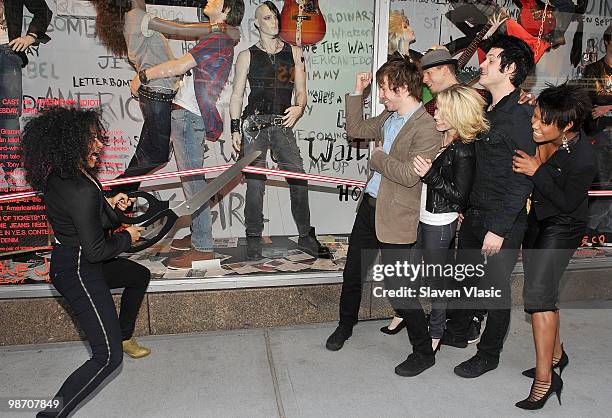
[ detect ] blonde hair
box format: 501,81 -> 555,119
388,11 -> 408,54
436,85 -> 489,143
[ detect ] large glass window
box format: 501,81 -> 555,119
0,0 -> 610,288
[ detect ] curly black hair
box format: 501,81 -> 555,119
21,107 -> 106,191
91,0 -> 131,57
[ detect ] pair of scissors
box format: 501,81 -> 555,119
115,151 -> 260,253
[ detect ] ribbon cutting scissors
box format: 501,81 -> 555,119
115,151 -> 261,253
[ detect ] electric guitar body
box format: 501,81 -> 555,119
279,0 -> 326,46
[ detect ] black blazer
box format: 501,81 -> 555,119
530,132 -> 597,223
421,139 -> 476,214
4,0 -> 52,67
44,171 -> 132,264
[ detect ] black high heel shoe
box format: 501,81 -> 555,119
522,345 -> 569,378
380,318 -> 406,335
515,371 -> 563,410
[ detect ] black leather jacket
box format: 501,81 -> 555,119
421,139 -> 475,214
3,0 -> 52,67
44,171 -> 131,263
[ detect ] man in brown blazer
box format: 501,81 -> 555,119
325,58 -> 442,377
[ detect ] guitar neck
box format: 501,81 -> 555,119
457,23 -> 492,70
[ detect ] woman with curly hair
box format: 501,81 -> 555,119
22,107 -> 151,418
91,0 -> 240,191
513,83 -> 596,409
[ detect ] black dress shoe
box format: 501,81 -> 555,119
454,354 -> 498,378
298,227 -> 332,259
522,345 -> 568,378
440,332 -> 468,348
380,318 -> 406,335
325,326 -> 352,351
515,371 -> 563,410
395,352 -> 435,377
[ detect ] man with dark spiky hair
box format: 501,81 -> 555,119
443,35 -> 537,378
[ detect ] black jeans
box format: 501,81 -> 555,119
413,221 -> 458,339
445,208 -> 526,363
113,94 -> 173,193
241,114 -> 311,238
38,244 -> 150,417
339,199 -> 433,356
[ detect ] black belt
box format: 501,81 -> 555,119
247,116 -> 285,132
137,86 -> 176,103
364,193 -> 376,207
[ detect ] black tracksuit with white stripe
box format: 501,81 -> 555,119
38,171 -> 150,418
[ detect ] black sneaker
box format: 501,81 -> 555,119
325,326 -> 352,351
454,354 -> 498,378
440,331 -> 468,348
395,352 -> 435,377
298,227 -> 331,259
467,317 -> 482,344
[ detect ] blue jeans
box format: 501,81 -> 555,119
413,221 -> 458,339
115,92 -> 173,193
170,108 -> 213,252
0,45 -> 22,188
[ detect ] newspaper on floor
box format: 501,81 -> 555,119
225,262 -> 263,275
310,258 -> 342,271
192,258 -> 222,271
285,249 -> 315,262
262,247 -> 288,258
214,253 -> 233,262
263,259 -> 311,272
213,237 -> 238,248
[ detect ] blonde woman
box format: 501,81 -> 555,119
409,84 -> 488,350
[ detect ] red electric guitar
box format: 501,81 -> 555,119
518,0 -> 556,37
279,0 -> 327,46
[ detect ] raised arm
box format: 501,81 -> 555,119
148,18 -> 240,43
229,50 -> 251,152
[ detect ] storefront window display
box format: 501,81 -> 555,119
0,0 -> 610,286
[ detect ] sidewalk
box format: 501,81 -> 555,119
2,300 -> 611,417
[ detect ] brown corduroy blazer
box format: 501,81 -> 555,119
346,93 -> 442,244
